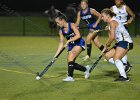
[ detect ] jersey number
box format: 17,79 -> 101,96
118,16 -> 122,20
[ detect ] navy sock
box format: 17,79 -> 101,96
68,61 -> 74,77
74,63 -> 86,72
99,45 -> 104,51
87,44 -> 92,57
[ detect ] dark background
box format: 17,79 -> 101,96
0,0 -> 140,13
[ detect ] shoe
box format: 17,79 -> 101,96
124,62 -> 132,73
84,65 -> 91,79
82,55 -> 90,61
124,64 -> 131,73
127,61 -> 132,67
114,76 -> 130,82
63,76 -> 75,82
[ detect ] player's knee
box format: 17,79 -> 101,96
68,57 -> 74,62
86,39 -> 91,44
67,53 -> 76,62
86,37 -> 92,43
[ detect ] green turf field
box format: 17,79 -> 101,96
0,36 -> 140,100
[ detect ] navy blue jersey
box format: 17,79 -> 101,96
61,22 -> 75,40
61,22 -> 85,51
80,8 -> 97,25
61,22 -> 82,43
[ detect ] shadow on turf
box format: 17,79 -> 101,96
37,70 -> 132,82
102,70 -> 132,78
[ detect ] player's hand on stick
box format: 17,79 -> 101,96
102,45 -> 110,54
52,57 -> 57,62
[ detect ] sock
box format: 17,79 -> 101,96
87,44 -> 92,57
122,55 -> 127,64
68,61 -> 74,77
74,63 -> 86,72
99,45 -> 104,51
115,59 -> 127,78
108,58 -> 114,64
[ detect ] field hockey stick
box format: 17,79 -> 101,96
89,53 -> 104,73
89,46 -> 113,73
36,46 -> 66,80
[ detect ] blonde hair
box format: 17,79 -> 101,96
101,8 -> 116,17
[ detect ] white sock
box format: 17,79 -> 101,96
115,59 -> 127,78
108,58 -> 114,64
122,55 -> 127,64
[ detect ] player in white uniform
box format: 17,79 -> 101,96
111,0 -> 135,26
101,8 -> 133,82
110,0 -> 135,72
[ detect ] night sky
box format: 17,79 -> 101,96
0,0 -> 139,13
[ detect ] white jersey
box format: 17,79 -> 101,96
112,5 -> 128,24
110,17 -> 133,43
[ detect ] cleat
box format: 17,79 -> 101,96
114,76 -> 130,82
127,61 -> 132,67
123,62 -> 132,73
63,76 -> 75,82
124,65 -> 131,73
82,55 -> 90,61
84,65 -> 91,79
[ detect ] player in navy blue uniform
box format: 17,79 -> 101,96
54,12 -> 91,82
76,0 -> 104,60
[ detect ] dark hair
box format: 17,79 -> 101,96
115,0 -> 126,5
55,12 -> 68,21
101,8 -> 116,17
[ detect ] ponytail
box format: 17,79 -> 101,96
55,12 -> 68,21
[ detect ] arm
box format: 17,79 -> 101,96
90,8 -> 102,28
126,5 -> 135,25
106,21 -> 116,47
54,30 -> 64,58
75,11 -> 81,27
66,23 -> 81,45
